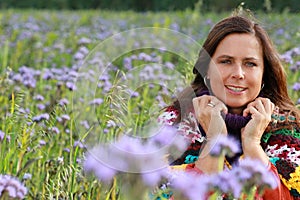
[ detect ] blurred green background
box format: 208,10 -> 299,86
0,0 -> 299,12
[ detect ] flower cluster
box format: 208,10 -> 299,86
83,125 -> 188,185
209,135 -> 240,157
0,174 -> 27,199
172,157 -> 277,199
84,128 -> 277,200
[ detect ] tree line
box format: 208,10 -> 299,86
0,0 -> 299,12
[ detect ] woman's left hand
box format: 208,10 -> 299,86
241,97 -> 275,145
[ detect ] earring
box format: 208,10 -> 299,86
204,75 -> 209,87
261,83 -> 265,90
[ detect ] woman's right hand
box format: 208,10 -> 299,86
192,95 -> 228,140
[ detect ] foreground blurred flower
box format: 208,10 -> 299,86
209,135 -> 240,157
171,158 -> 277,200
83,125 -> 188,195
0,174 -> 27,199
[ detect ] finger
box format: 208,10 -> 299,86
213,101 -> 228,114
206,97 -> 228,115
193,95 -> 209,110
243,107 -> 250,117
254,99 -> 265,112
257,98 -> 275,115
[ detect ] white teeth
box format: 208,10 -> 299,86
227,86 -> 244,92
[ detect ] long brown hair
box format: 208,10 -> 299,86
173,14 -> 300,121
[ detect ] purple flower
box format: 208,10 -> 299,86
123,57 -> 132,70
89,98 -> 103,105
66,82 -> 77,91
172,170 -> 208,200
138,52 -> 152,62
39,140 -> 46,146
33,94 -> 44,101
22,173 -> 32,180
233,158 -> 278,192
63,148 -> 70,153
0,130 -> 4,141
49,127 -> 60,134
74,140 -> 85,149
61,114 -> 70,121
164,61 -> 175,69
141,168 -> 169,187
209,135 -> 240,157
32,113 -> 50,122
126,89 -> 139,98
80,120 -> 90,129
293,82 -> 300,91
78,37 -> 91,45
74,52 -> 85,60
37,103 -> 46,110
83,151 -> 117,183
58,98 -> 69,106
0,174 -> 27,199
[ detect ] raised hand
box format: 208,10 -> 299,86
192,95 -> 228,140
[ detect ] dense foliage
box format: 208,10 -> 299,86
0,0 -> 300,12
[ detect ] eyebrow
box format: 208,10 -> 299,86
216,55 -> 260,61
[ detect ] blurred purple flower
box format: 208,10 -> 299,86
233,158 -> 278,193
293,82 -> 300,91
49,127 -> 60,134
83,151 -> 117,183
210,135 -> 240,157
138,52 -> 152,62
74,140 -> 86,149
164,61 -> 175,69
123,57 -> 132,70
32,113 -> 49,122
61,114 -> 70,121
42,69 -> 54,80
126,89 -> 139,98
89,98 -> 103,105
141,168 -> 169,187
0,130 -> 5,141
103,128 -> 109,134
106,120 -> 116,128
39,140 -> 46,146
78,37 -> 91,45
66,82 -> 77,91
0,174 -> 27,199
276,28 -> 284,35
22,173 -> 32,180
63,148 -> 70,153
74,52 -> 85,60
33,94 -> 44,101
58,98 -> 69,106
80,120 -> 90,129
37,103 -> 46,110
172,170 -> 208,200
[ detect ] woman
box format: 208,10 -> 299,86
157,14 -> 300,199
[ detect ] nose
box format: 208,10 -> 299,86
231,65 -> 245,79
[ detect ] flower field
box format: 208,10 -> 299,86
0,9 -> 300,199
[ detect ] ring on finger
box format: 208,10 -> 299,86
207,102 -> 215,108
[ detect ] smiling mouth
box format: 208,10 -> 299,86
226,86 -> 246,92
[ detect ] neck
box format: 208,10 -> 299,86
228,107 -> 245,115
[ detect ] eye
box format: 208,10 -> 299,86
245,62 -> 257,67
220,59 -> 231,64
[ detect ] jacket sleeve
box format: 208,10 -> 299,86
262,162 -> 294,200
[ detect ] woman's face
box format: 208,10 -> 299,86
207,33 -> 264,114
